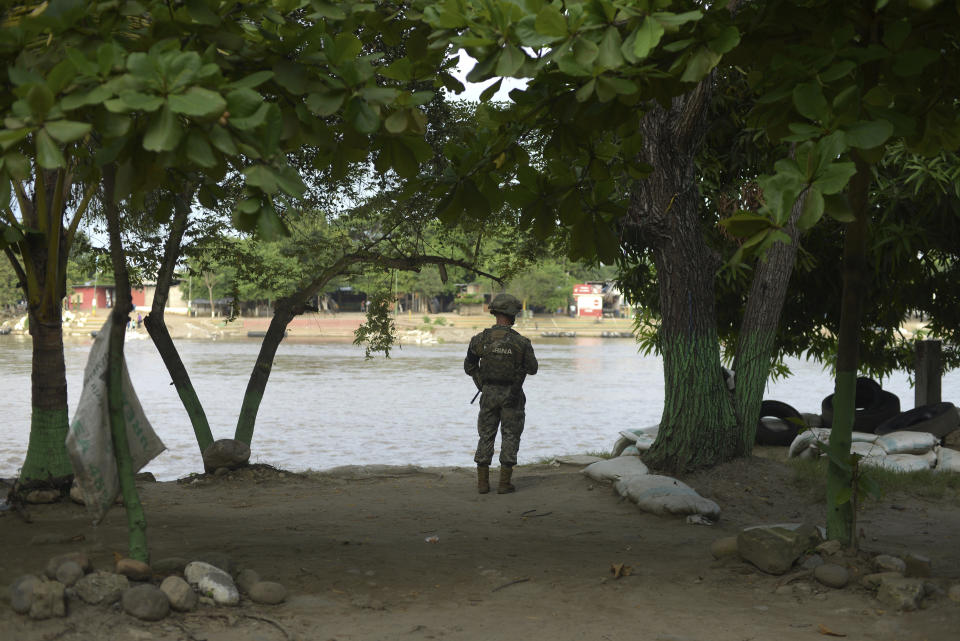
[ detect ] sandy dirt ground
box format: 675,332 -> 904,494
3,452 -> 960,641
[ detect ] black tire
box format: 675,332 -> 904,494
756,400 -> 803,446
874,402 -> 959,438
819,377 -> 884,428
821,387 -> 900,433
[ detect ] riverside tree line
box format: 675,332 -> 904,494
1,0 -> 959,559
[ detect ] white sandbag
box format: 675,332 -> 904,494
861,451 -> 936,473
620,445 -> 640,457
850,441 -> 885,458
618,425 -> 660,442
614,474 -> 721,519
581,457 -> 649,482
876,431 -> 938,455
935,446 -> 960,473
66,316 -> 165,523
788,428 -> 880,458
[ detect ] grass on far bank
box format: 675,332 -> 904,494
788,456 -> 960,505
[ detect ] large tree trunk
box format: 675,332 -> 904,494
143,193 -> 215,454
627,80 -> 739,473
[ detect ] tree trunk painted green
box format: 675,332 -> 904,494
826,156 -> 872,544
731,194 -> 805,455
103,165 -> 148,562
143,194 -> 214,454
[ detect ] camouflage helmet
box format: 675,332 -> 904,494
488,293 -> 522,317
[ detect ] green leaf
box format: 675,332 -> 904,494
243,164 -> 279,194
478,79 -> 502,102
573,37 -> 600,68
143,106 -> 183,152
708,26 -> 740,54
384,110 -> 408,134
209,125 -> 238,156
843,119 -> 893,149
495,45 -> 525,77
653,11 -> 703,29
186,134 -> 217,168
835,486 -> 852,506
575,78 -> 596,103
820,60 -> 856,82
306,90 -> 346,116
186,0 -> 221,25
274,61 -> 309,95
797,185 -> 824,231
44,120 -> 91,143
26,84 -> 55,119
629,17 -> 664,60
597,27 -> 624,69
275,164 -> 306,197
347,98 -> 379,134
228,71 -> 274,90
257,204 -> 288,241
824,193 -> 855,222
168,87 -> 227,117
792,82 -> 828,121
117,91 -> 165,112
229,103 -> 270,131
3,152 -> 30,180
814,162 -> 857,195
534,5 -> 568,38
719,213 -> 775,238
35,129 -> 65,169
0,128 -> 30,150
680,47 -> 721,83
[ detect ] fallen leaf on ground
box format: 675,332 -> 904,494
610,563 -> 632,579
817,624 -> 846,637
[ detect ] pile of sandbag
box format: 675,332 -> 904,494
788,427 -> 960,473
581,453 -> 721,519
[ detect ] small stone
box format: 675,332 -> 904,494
202,439 -> 250,472
737,526 -> 811,575
122,584 -> 170,621
9,575 -> 41,614
710,537 -> 738,560
816,540 -> 843,556
160,576 -> 197,612
861,572 -> 903,590
948,584 -> 960,603
55,561 -> 84,587
25,489 -> 60,504
69,484 -> 86,505
802,554 -> 825,570
74,571 -> 129,605
29,581 -> 66,619
152,557 -> 188,575
45,552 -> 91,579
116,558 -> 153,582
248,581 -> 286,605
197,552 -> 235,576
904,553 -> 931,578
873,554 -> 907,574
876,576 -> 925,612
814,563 -> 850,589
235,568 -> 261,594
184,561 -> 239,606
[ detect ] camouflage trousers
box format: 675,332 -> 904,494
474,384 -> 526,467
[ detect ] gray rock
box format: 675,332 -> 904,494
737,526 -> 812,575
122,584 -> 170,621
873,554 -> 907,574
159,576 -> 197,612
815,540 -> 844,557
74,571 -> 130,605
814,563 -> 850,589
802,554 -> 825,570
710,536 -> 738,560
152,557 -> 188,575
202,439 -> 250,472
55,561 -> 84,587
25,489 -> 60,504
29,581 -> 66,619
9,575 -> 41,614
948,584 -> 960,603
116,558 -> 153,582
184,561 -> 239,606
861,571 -> 903,590
876,576 -> 925,611
235,568 -> 261,594
248,581 -> 286,605
45,552 -> 91,579
904,553 -> 931,578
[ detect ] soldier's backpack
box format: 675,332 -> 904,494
478,327 -> 524,385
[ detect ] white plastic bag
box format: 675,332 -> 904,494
66,317 -> 165,522
614,474 -> 721,519
876,431 -> 938,455
581,457 -> 649,483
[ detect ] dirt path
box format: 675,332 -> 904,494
3,457 -> 960,641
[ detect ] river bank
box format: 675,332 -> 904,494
3,454 -> 960,641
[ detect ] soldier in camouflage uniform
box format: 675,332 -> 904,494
464,293 -> 538,494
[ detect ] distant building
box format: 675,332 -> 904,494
67,282 -> 189,314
